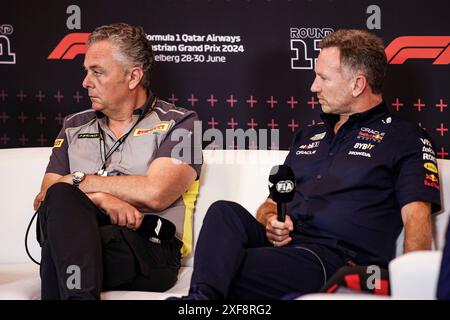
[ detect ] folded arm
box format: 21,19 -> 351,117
58,157 -> 197,212
33,172 -> 62,210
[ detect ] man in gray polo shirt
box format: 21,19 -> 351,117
33,23 -> 202,299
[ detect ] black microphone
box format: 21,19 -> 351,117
268,165 -> 296,222
136,214 -> 176,244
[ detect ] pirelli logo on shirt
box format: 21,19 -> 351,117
78,133 -> 100,139
53,139 -> 64,148
133,122 -> 172,137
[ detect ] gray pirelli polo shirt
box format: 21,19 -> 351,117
46,92 -> 202,257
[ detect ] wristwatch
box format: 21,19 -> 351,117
72,171 -> 86,187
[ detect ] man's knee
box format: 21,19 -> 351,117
42,182 -> 90,220
205,200 -> 245,221
46,182 -> 77,201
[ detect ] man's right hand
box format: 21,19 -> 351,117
87,192 -> 144,230
33,172 -> 63,211
265,213 -> 294,247
33,191 -> 46,211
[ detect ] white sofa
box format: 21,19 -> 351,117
0,148 -> 448,300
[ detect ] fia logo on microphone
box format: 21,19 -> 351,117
276,180 -> 294,193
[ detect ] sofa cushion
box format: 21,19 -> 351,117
0,263 -> 191,300
0,264 -> 40,300
101,267 -> 191,300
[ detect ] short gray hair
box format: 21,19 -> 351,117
87,23 -> 154,88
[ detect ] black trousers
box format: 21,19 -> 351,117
190,200 -> 348,299
37,183 -> 182,300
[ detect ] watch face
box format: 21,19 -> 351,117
73,171 -> 85,182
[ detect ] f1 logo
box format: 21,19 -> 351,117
48,33 -> 90,60
385,36 -> 450,64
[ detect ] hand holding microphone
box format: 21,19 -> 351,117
136,214 -> 176,244
88,192 -> 176,244
266,214 -> 294,247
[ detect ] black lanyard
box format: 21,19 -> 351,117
97,96 -> 157,175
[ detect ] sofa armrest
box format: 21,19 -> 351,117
389,251 -> 442,300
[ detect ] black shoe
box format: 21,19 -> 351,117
166,291 -> 211,300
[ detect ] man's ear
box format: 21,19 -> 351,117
128,67 -> 144,90
352,74 -> 367,97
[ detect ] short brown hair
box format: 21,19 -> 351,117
319,29 -> 387,94
87,23 -> 154,88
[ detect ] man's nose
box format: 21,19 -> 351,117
310,76 -> 320,93
82,74 -> 92,89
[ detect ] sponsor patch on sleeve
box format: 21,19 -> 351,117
133,122 -> 172,136
53,138 -> 64,148
424,173 -> 440,190
424,162 -> 438,174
